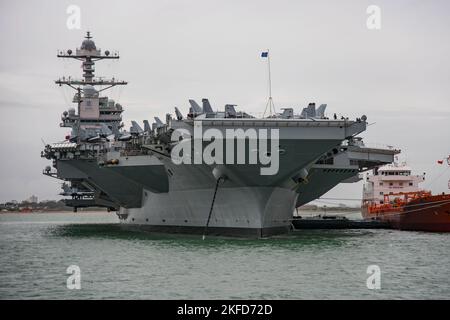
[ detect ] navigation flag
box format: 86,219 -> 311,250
261,51 -> 269,58
437,156 -> 450,165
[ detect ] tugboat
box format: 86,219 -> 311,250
362,158 -> 450,232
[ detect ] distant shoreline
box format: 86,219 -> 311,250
1,202 -> 361,214
0,209 -> 108,214
0,200 -> 110,214
298,205 -> 361,212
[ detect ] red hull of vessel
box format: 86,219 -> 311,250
362,195 -> 450,232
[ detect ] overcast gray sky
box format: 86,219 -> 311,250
0,0 -> 449,205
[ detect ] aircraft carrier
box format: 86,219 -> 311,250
42,33 -> 399,237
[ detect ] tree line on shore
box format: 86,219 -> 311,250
0,200 -> 72,212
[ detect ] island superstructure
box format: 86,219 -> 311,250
42,33 -> 398,237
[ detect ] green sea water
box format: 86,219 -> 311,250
0,211 -> 449,299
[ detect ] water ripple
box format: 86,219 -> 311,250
1,212 -> 449,299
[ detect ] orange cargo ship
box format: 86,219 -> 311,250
361,161 -> 450,232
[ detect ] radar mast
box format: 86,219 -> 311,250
56,32 -> 126,143
55,31 -> 127,92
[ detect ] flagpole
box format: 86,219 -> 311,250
267,49 -> 272,100
263,49 -> 275,117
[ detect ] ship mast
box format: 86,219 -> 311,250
55,31 -> 127,144
55,31 -> 127,92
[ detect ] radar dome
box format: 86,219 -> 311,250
83,85 -> 98,97
81,39 -> 96,51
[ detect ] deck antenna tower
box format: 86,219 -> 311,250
56,31 -> 127,91
55,31 -> 127,143
262,50 -> 276,117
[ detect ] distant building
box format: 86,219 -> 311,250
25,195 -> 38,203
